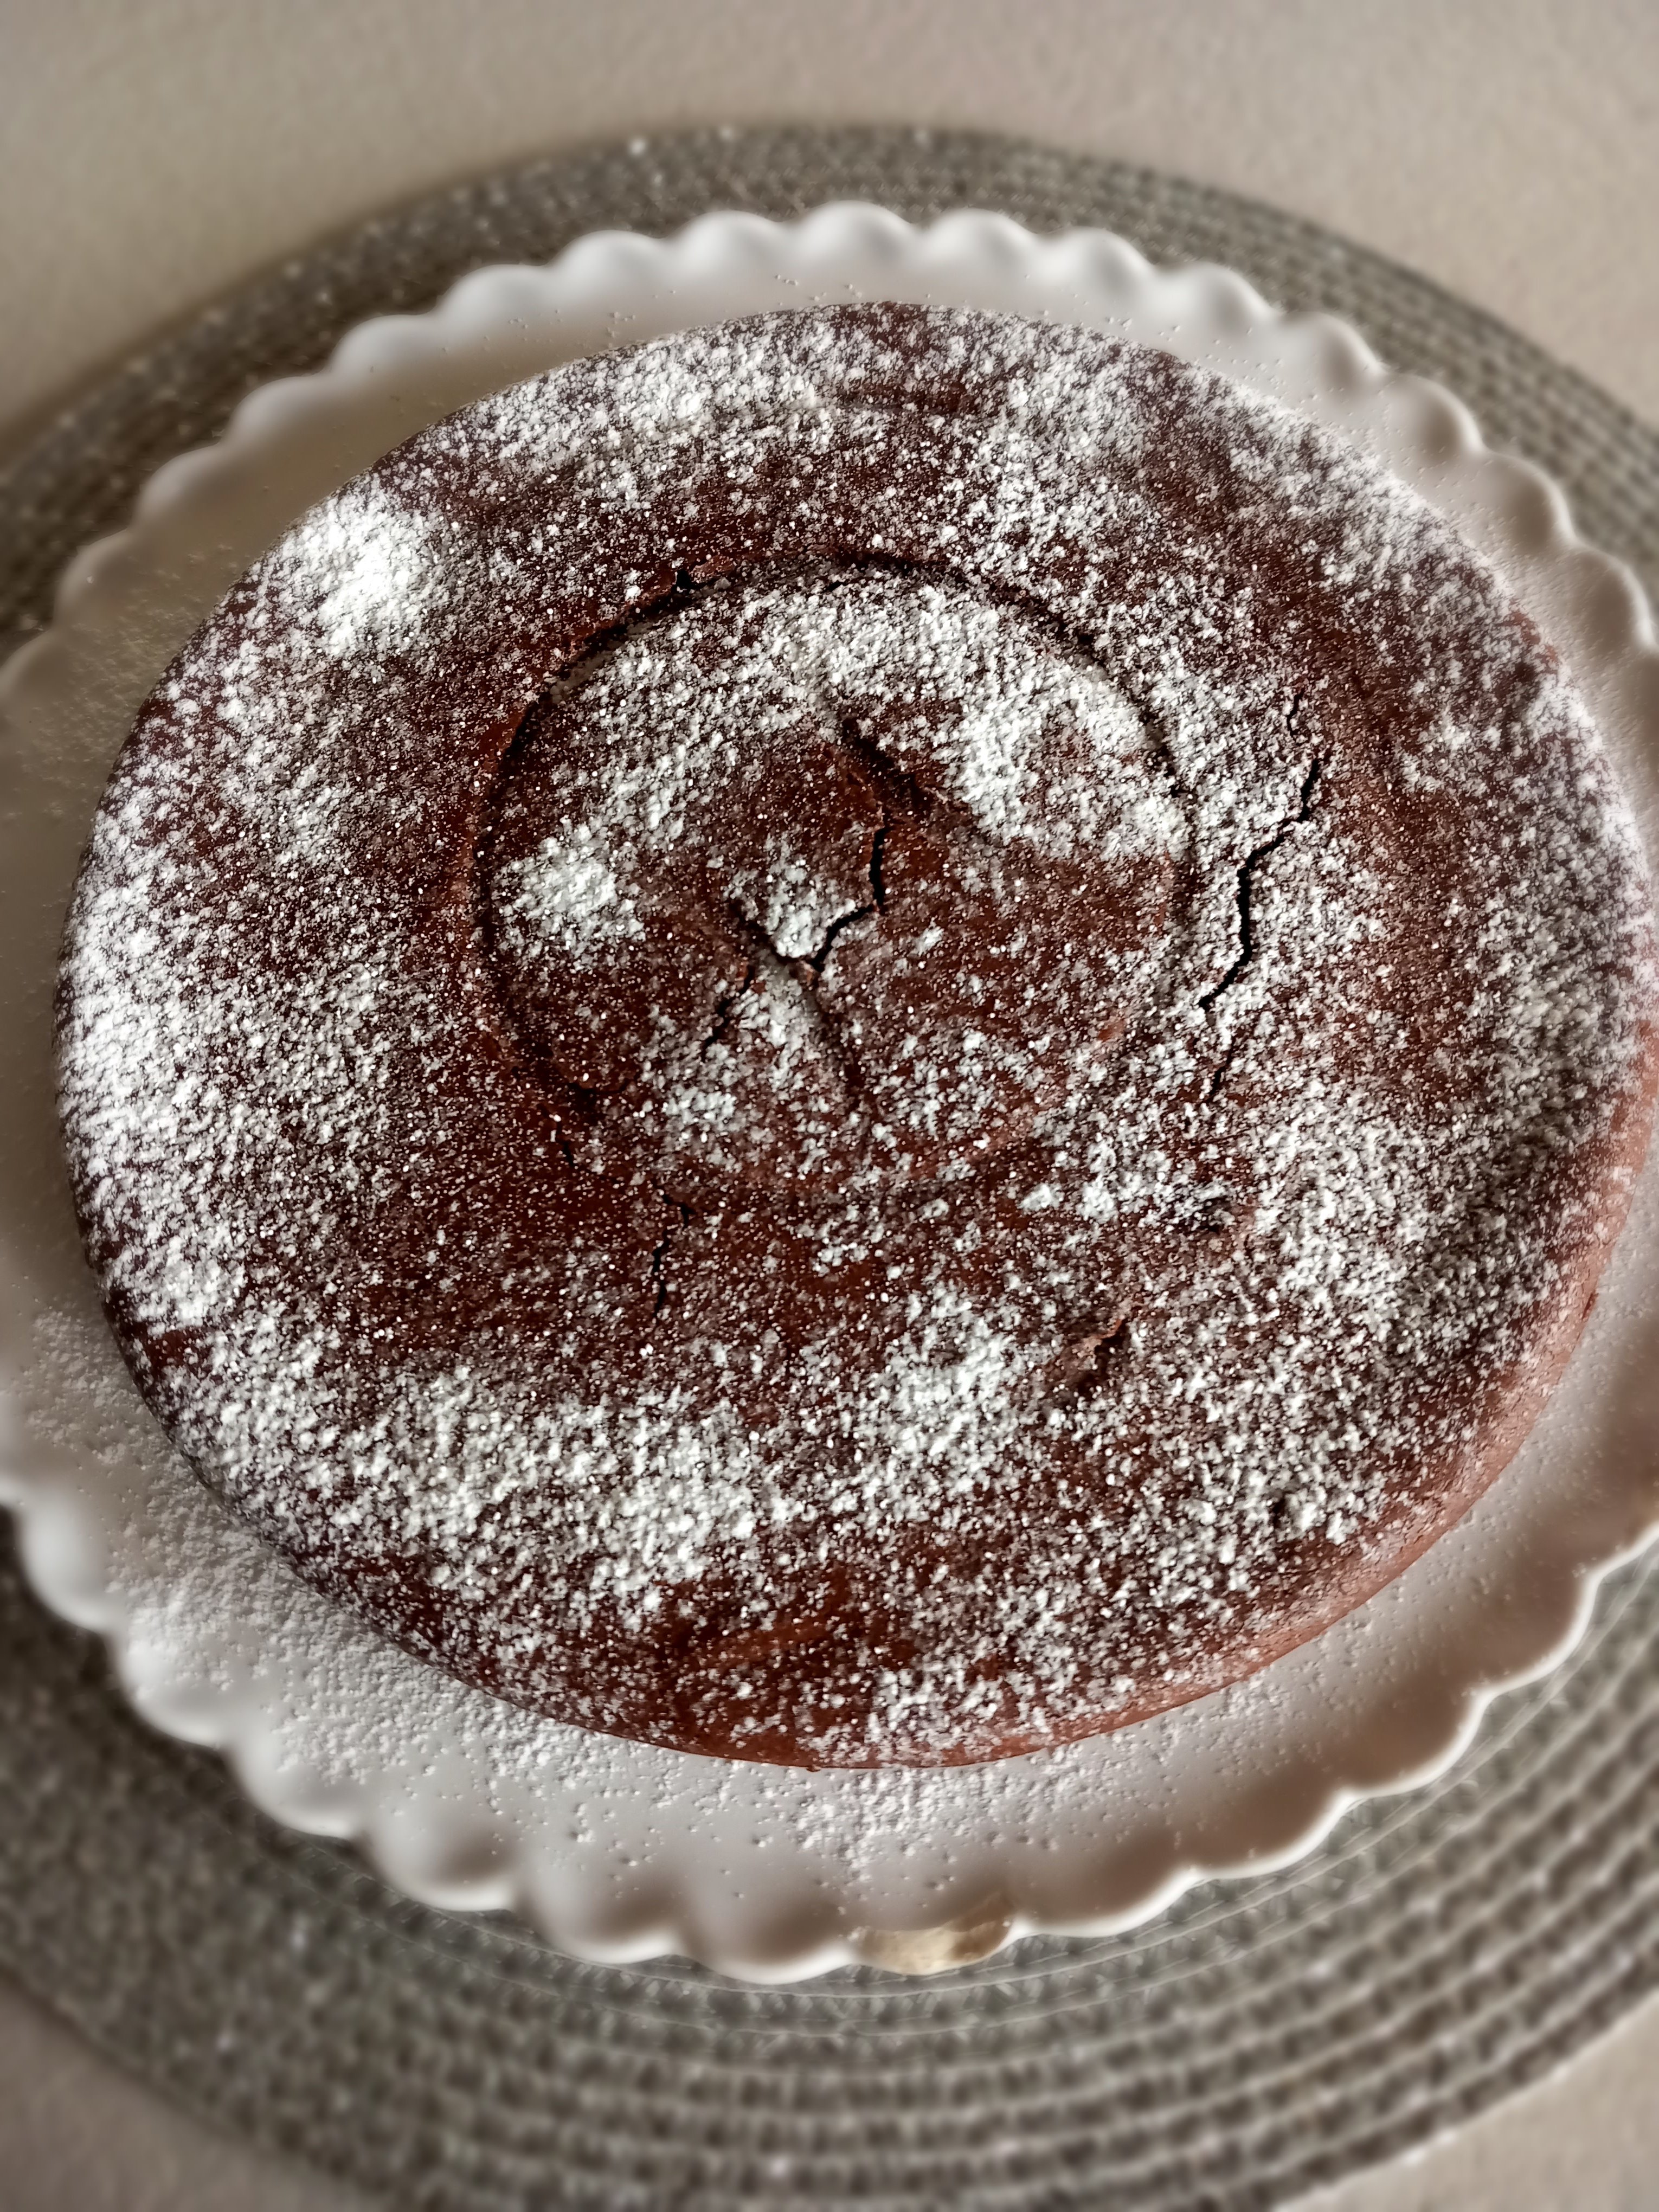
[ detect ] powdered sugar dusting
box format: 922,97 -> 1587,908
278,481 -> 451,661
494,831 -> 643,963
55,305 -> 1659,1767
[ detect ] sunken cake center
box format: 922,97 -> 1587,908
481,564 -> 1185,1194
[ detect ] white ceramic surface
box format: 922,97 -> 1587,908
3,205 -> 1658,1981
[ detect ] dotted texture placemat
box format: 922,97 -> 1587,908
3,125 -> 1659,2212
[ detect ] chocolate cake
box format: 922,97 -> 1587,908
55,305 -> 1659,1767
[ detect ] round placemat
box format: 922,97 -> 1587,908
4,125 -> 1659,2212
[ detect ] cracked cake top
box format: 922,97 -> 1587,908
55,305 -> 1659,1766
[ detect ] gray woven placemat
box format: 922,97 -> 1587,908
4,125 -> 1659,2212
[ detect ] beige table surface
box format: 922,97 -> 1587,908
2,2 -> 1656,2204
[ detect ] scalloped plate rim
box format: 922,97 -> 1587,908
3,204 -> 1657,1980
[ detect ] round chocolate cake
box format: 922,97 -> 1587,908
56,305 -> 1659,1767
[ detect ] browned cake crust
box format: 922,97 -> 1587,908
56,306 -> 1659,1766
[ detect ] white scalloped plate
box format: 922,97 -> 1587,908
3,207 -> 1659,1982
